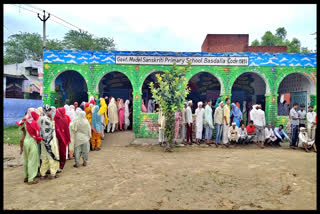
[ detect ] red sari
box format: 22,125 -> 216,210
54,107 -> 71,169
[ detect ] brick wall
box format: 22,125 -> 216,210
201,34 -> 249,52
248,46 -> 287,52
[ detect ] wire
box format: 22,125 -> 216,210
10,4 -> 38,15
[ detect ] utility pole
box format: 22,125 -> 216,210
37,10 -> 50,49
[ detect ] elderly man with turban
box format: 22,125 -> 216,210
195,101 -> 205,145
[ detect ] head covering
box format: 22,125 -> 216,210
84,102 -> 89,110
40,105 -> 59,161
125,100 -> 130,126
89,95 -> 95,103
215,97 -> 222,108
232,122 -> 236,126
219,101 -> 224,106
16,108 -> 42,143
51,106 -> 56,118
300,127 -> 306,132
70,108 -> 83,132
188,100 -> 192,104
89,99 -> 96,105
79,102 -> 85,110
99,98 -> 108,126
54,107 -> 71,146
91,105 -> 102,133
198,101 -> 203,107
74,102 -> 79,109
231,103 -> 242,118
76,107 -> 82,112
108,98 -> 119,124
69,105 -> 76,120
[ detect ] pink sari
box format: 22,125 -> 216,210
174,112 -> 182,142
118,99 -> 125,130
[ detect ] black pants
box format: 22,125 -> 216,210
238,137 -> 249,144
299,124 -> 305,128
273,137 -> 282,145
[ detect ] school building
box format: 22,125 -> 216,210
42,34 -> 317,138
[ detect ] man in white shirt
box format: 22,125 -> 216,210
250,104 -> 266,149
186,100 -> 194,145
290,103 -> 299,149
306,106 -> 316,141
181,102 -> 187,144
195,102 -> 205,145
264,124 -> 277,146
298,104 -> 307,128
298,127 -> 316,153
238,123 -> 248,144
228,122 -> 239,144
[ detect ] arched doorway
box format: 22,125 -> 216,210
231,72 -> 266,125
98,71 -> 133,129
187,72 -> 221,113
54,70 -> 88,106
277,73 -> 316,116
141,71 -> 164,113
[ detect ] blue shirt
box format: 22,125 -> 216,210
274,127 -> 289,140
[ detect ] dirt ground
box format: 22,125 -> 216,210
3,131 -> 317,210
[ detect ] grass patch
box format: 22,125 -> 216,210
3,125 -> 21,145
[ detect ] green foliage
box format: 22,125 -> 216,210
253,27 -> 306,53
149,62 -> 191,151
3,30 -> 116,64
251,39 -> 260,46
3,125 -> 21,145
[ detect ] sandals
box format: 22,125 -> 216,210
28,180 -> 38,185
57,169 -> 62,173
73,164 -> 79,168
49,174 -> 59,179
24,178 -> 28,183
96,147 -> 101,151
83,162 -> 87,167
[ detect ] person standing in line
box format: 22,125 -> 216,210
118,99 -> 125,131
141,99 -> 147,113
264,124 -> 277,146
124,100 -> 130,130
54,107 -> 71,173
174,111 -> 182,145
250,104 -> 266,149
181,102 -> 187,144
204,100 -> 214,146
98,98 -> 108,140
107,98 -> 118,133
214,101 -> 224,146
222,98 -> 231,147
306,106 -> 316,140
70,111 -> 92,167
298,104 -> 307,128
230,103 -> 243,127
186,100 -> 194,145
17,108 -> 42,184
68,105 -> 76,159
91,106 -> 102,151
195,102 -> 205,145
158,107 -> 166,146
74,102 -> 79,109
290,103 -> 300,149
39,105 -> 60,180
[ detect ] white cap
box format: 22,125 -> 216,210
188,100 -> 193,104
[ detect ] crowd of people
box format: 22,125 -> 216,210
164,97 -> 317,152
17,95 -> 132,185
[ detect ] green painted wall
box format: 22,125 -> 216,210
43,63 -> 317,137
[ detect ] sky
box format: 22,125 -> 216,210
3,4 -> 317,52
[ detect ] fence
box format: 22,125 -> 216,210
3,98 -> 43,126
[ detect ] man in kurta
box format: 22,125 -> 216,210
228,122 -> 239,144
158,108 -> 166,146
214,101 -> 224,146
306,106 -> 316,141
298,127 -> 317,153
250,104 -> 266,149
107,98 -> 118,133
186,100 -> 194,145
204,100 -> 214,146
195,102 -> 205,145
223,98 -> 231,147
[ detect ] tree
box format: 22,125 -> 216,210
251,39 -> 260,46
275,27 -> 287,43
287,38 -> 301,53
301,47 -> 312,53
46,39 -> 64,50
150,62 -> 191,152
261,31 -> 279,46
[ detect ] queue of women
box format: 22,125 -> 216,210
17,96 -> 131,185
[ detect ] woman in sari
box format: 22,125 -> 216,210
54,107 -> 71,172
91,106 -> 102,151
107,98 -> 118,133
98,98 -> 108,140
118,99 -> 125,131
39,105 -> 60,179
68,105 -> 76,159
17,108 -> 42,184
70,111 -> 91,167
141,99 -> 147,112
230,103 -> 243,127
124,100 -> 130,130
85,102 -> 92,124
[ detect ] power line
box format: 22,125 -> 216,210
10,4 -> 38,15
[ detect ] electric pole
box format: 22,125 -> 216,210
37,10 -> 50,50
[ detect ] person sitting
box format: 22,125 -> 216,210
298,127 -> 317,153
273,125 -> 291,146
264,123 -> 277,146
246,120 -> 256,143
228,122 -> 239,144
238,123 -> 248,144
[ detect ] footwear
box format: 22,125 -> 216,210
40,176 -> 46,180
24,178 -> 28,183
290,146 -> 296,150
96,147 -> 101,151
28,180 -> 38,185
305,149 -> 310,152
83,162 -> 87,166
57,169 -> 62,173
73,164 -> 79,168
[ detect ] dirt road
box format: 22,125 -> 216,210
3,131 -> 317,210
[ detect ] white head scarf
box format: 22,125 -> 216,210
198,101 -> 203,107
188,100 -> 192,105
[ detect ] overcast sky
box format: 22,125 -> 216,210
3,4 -> 317,52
